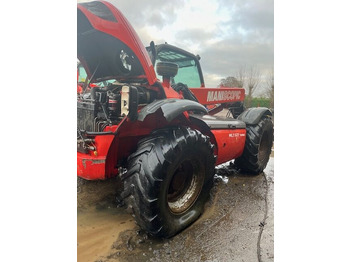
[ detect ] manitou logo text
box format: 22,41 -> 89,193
207,90 -> 241,102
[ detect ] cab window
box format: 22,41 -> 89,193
155,49 -> 201,88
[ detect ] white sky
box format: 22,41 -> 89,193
78,0 -> 274,94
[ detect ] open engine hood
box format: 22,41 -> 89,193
77,1 -> 157,84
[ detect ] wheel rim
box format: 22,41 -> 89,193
258,130 -> 271,165
167,158 -> 204,214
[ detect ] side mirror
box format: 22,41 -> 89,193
156,62 -> 178,78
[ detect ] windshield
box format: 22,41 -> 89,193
155,49 -> 201,88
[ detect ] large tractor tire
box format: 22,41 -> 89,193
234,116 -> 274,175
123,127 -> 215,238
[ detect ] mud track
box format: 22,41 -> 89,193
77,157 -> 274,262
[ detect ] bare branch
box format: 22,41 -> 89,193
244,65 -> 262,107
246,65 -> 261,97
265,69 -> 274,108
236,65 -> 246,89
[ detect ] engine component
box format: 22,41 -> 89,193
77,83 -> 157,132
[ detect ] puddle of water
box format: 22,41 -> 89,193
77,207 -> 135,262
214,174 -> 229,184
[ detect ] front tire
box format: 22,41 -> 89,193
234,117 -> 274,175
123,127 -> 215,238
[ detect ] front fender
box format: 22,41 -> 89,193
138,98 -> 208,122
237,107 -> 272,125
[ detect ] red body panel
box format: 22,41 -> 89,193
77,133 -> 117,180
190,87 -> 245,106
161,78 -> 183,99
212,129 -> 246,165
77,153 -> 107,180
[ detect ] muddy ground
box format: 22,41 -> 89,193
77,155 -> 274,262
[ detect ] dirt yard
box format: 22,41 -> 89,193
77,156 -> 274,262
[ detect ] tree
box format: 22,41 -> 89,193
236,65 -> 246,88
218,76 -> 241,87
245,66 -> 261,108
265,69 -> 274,109
218,65 -> 263,108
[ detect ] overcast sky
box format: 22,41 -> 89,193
78,0 -> 273,93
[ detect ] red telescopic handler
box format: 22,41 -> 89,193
77,1 -> 273,238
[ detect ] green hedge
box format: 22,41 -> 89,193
245,97 -> 272,108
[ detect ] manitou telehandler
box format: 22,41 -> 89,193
77,1 -> 273,238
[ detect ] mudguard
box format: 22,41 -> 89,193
138,98 -> 208,122
237,107 -> 272,125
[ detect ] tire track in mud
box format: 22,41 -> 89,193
77,158 -> 274,262
257,172 -> 269,262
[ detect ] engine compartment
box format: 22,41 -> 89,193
77,82 -> 157,133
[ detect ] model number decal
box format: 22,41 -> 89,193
207,90 -> 241,102
229,133 -> 245,138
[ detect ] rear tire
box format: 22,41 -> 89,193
234,117 -> 274,175
123,127 -> 215,238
